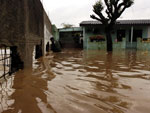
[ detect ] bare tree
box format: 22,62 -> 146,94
91,0 -> 134,51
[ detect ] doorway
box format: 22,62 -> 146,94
117,30 -> 126,42
127,29 -> 143,49
129,30 -> 142,42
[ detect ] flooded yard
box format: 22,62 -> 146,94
1,49 -> 150,113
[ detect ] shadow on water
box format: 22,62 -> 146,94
1,49 -> 150,113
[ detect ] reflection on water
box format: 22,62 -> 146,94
0,76 -> 15,113
1,49 -> 150,113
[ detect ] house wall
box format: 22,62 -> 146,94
114,25 -> 148,39
83,26 -> 106,50
82,24 -> 150,50
59,32 -> 75,48
114,25 -> 148,49
137,38 -> 150,50
148,26 -> 150,38
83,25 -> 126,50
59,27 -> 83,48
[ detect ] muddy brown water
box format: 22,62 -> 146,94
1,49 -> 150,113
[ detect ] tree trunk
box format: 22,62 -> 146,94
105,27 -> 113,51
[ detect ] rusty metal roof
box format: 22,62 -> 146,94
80,19 -> 150,26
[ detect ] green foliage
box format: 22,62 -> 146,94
61,23 -> 74,28
93,1 -> 104,12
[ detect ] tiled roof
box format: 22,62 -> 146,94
80,19 -> 150,26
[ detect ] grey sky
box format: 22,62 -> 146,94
41,0 -> 150,28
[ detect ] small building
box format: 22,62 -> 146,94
80,19 -> 150,50
59,27 -> 83,48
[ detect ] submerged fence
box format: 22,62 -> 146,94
0,46 -> 11,78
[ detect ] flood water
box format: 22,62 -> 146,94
1,49 -> 150,113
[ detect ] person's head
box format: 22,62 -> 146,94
50,37 -> 54,42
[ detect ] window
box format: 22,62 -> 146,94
117,30 -> 126,42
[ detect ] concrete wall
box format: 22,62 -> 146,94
27,0 -> 44,38
23,0 -> 44,67
0,0 -> 52,68
43,12 -> 53,55
0,0 -> 25,45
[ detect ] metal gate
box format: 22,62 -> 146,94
0,46 -> 11,78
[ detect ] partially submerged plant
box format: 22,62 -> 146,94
89,35 -> 105,42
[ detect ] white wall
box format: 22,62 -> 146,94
44,25 -> 52,55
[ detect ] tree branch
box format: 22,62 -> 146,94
118,6 -> 127,17
91,0 -> 134,26
104,0 -> 113,18
106,9 -> 112,19
93,8 -> 107,24
90,15 -> 102,22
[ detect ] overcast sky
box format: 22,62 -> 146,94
41,0 -> 150,28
